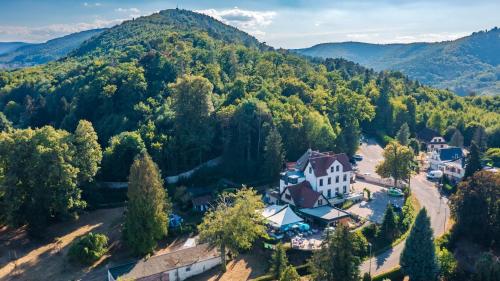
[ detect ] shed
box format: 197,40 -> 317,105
107,244 -> 221,281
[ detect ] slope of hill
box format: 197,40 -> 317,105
0,42 -> 32,55
296,28 -> 500,96
73,9 -> 264,57
0,29 -> 105,68
0,9 -> 498,179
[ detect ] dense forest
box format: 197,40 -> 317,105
296,28 -> 500,96
0,9 -> 498,184
0,29 -> 105,69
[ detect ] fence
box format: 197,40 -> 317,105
165,156 -> 222,184
355,173 -> 405,188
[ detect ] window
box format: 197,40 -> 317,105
309,167 -> 312,174
319,179 -> 323,186
186,266 -> 191,272
318,199 -> 323,206
336,165 -> 340,172
335,176 -> 339,183
343,174 -> 347,182
327,189 -> 331,198
335,187 -> 339,194
330,167 -> 334,173
328,177 -> 331,184
285,194 -> 291,200
343,186 -> 347,193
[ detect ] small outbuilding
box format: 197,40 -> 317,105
299,205 -> 351,227
107,244 -> 221,281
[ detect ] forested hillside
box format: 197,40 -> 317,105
0,29 -> 105,68
0,42 -> 31,55
296,28 -> 500,96
0,9 -> 498,183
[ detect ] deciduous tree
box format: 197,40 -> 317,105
376,141 -> 415,188
0,126 -> 89,235
198,188 -> 266,271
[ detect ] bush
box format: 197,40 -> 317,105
68,232 -> 108,265
362,224 -> 378,240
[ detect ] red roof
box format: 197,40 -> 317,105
286,181 -> 322,208
297,150 -> 352,177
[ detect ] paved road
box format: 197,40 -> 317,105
357,139 -> 450,276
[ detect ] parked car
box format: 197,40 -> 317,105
353,154 -> 363,161
427,170 -> 443,180
388,188 -> 404,197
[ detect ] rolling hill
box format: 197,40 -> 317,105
0,42 -> 32,55
0,28 -> 105,68
0,9 -> 498,178
296,28 -> 500,96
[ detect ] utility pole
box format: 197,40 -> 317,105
368,242 -> 372,277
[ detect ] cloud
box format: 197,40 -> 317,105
83,2 -> 102,7
115,7 -> 141,14
196,7 -> 276,38
0,18 -> 123,42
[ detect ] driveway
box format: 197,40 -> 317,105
350,182 -> 404,224
357,139 -> 451,276
356,137 -> 384,179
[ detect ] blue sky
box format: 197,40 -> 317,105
0,0 -> 498,48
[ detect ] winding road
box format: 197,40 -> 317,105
357,139 -> 450,276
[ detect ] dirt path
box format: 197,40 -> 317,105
0,207 -> 124,281
189,251 -> 269,281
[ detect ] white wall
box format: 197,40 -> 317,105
169,256 -> 222,281
314,160 -> 351,198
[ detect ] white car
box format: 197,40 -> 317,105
427,170 -> 443,180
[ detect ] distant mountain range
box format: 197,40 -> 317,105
295,28 -> 500,96
0,29 -> 105,69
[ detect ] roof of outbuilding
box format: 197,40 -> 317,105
285,181 -> 322,208
108,244 -> 220,280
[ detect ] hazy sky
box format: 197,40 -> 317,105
0,0 -> 498,48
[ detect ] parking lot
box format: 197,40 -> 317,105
349,181 -> 404,223
347,137 -> 404,223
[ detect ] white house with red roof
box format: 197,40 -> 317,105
277,149 -> 354,208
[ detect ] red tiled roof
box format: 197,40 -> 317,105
286,181 -> 321,208
296,150 -> 352,177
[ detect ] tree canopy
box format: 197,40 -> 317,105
123,152 -> 170,256
0,124 -> 101,234
198,188 -> 266,271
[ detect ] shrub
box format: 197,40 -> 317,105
68,232 -> 108,265
362,223 -> 378,240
